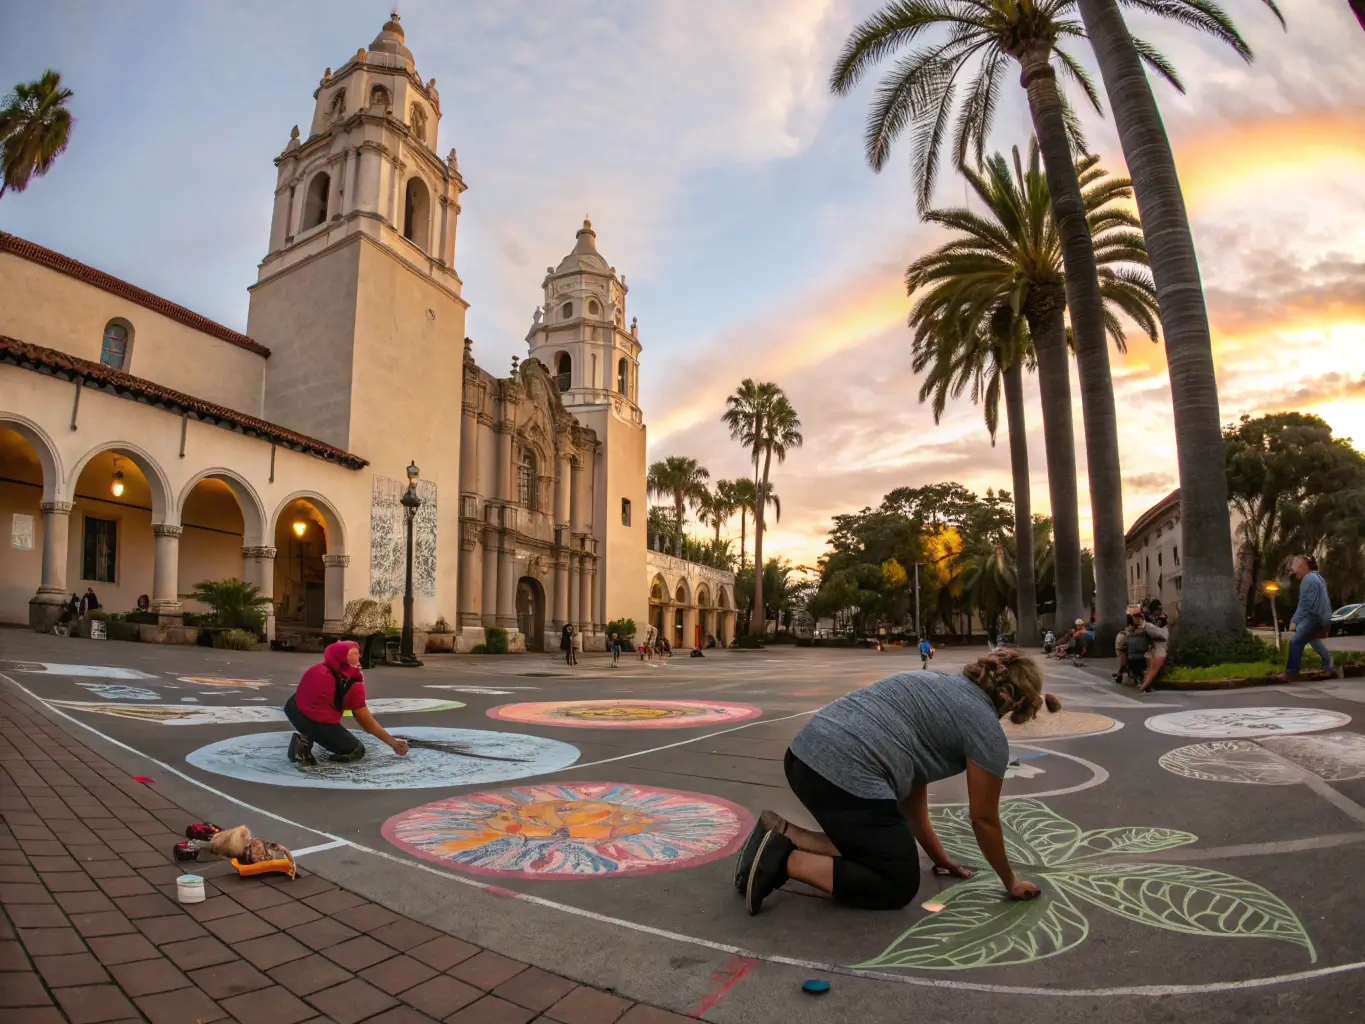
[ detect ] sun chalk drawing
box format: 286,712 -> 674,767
858,799 -> 1315,972
186,727 -> 578,790
1144,707 -> 1351,739
383,782 -> 751,878
9,663 -> 158,680
1160,731 -> 1365,785
487,699 -> 762,730
46,698 -> 465,726
76,684 -> 161,701
177,676 -> 272,689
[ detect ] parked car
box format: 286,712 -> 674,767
1331,603 -> 1365,637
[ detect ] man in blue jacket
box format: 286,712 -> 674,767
1285,554 -> 1333,677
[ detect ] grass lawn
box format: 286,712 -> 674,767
1166,648 -> 1365,682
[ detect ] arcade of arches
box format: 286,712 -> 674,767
645,551 -> 735,650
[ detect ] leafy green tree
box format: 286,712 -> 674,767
0,70 -> 73,199
647,456 -> 709,558
1075,0 -> 1280,638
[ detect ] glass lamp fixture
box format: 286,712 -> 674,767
292,521 -> 307,537
110,457 -> 125,498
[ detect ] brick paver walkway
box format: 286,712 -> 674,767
0,690 -> 693,1024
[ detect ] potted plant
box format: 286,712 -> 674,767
424,615 -> 456,653
187,578 -> 271,647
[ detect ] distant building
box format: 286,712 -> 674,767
1124,488 -> 1246,621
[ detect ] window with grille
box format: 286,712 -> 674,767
82,517 -> 117,582
101,323 -> 129,369
517,450 -> 537,510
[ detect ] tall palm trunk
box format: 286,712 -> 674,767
1076,0 -> 1243,637
739,508 -> 749,571
673,495 -> 684,558
1003,359 -> 1039,642
1026,284 -> 1085,626
1018,45 -> 1127,652
751,452 -> 772,636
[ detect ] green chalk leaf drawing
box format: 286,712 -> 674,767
856,800 -> 1315,972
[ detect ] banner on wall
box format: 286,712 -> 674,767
11,513 -> 34,551
369,474 -> 437,599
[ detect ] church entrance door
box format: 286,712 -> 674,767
516,577 -> 545,651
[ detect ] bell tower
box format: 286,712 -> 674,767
527,221 -> 647,631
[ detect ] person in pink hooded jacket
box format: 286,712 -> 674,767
285,641 -> 409,767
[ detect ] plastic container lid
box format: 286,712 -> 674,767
802,979 -> 831,994
176,874 -> 204,886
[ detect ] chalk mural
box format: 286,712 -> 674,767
1144,707 -> 1351,739
486,699 -> 763,730
185,727 -> 578,790
9,663 -> 158,680
45,698 -> 465,725
858,799 -> 1315,971
177,676 -> 272,689
370,475 -> 437,599
76,684 -> 161,701
1160,731 -> 1365,785
383,782 -> 751,878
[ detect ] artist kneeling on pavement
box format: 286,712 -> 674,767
736,648 -> 1059,914
285,640 -> 409,766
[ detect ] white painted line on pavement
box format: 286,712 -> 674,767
292,839 -> 348,857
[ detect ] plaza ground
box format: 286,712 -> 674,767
3,629 -> 1365,1023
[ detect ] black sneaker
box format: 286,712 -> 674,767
733,821 -> 766,893
745,830 -> 793,915
287,733 -> 317,767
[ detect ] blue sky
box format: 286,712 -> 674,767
3,0 -> 1363,566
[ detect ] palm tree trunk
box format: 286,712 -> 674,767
673,494 -> 684,558
1018,44 -> 1127,654
1075,0 -> 1244,639
739,508 -> 748,571
1003,359 -> 1039,642
751,455 -> 773,636
1025,284 -> 1085,628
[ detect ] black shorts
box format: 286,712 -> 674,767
284,697 -> 364,761
784,749 -> 920,910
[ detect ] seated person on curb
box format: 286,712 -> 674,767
1128,608 -> 1169,692
733,649 -> 1060,915
1113,600 -> 1168,685
285,641 -> 409,766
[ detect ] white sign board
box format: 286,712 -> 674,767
11,513 -> 34,551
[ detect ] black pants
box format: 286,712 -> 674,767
284,697 -> 364,762
784,749 -> 920,910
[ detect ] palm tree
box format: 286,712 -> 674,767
725,477 -> 780,572
696,486 -> 736,543
723,381 -> 803,635
1074,0 -> 1275,639
907,142 -> 1158,631
0,70 -> 74,199
831,0 -> 1249,647
647,457 -> 709,558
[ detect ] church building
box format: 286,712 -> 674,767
0,15 -> 735,651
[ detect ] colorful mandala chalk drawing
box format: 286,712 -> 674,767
45,698 -> 465,726
383,782 -> 751,878
11,663 -> 158,680
857,799 -> 1315,972
1160,731 -> 1365,785
1144,707 -> 1351,739
185,727 -> 578,790
486,699 -> 762,730
177,676 -> 272,689
76,684 -> 161,701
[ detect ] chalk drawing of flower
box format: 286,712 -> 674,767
856,799 -> 1315,971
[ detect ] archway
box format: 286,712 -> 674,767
696,585 -> 710,649
648,575 -> 667,646
717,587 -> 732,647
403,177 -> 430,251
673,581 -> 691,649
0,424 -> 56,625
66,444 -> 174,617
517,576 -> 546,651
177,477 -> 247,619
273,498 -> 331,629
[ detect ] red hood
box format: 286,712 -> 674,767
322,640 -> 361,678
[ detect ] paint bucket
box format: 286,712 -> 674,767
176,874 -> 205,904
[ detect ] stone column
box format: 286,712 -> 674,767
357,147 -> 379,214
551,556 -> 569,631
269,185 -> 292,252
589,562 -> 600,634
555,452 -> 573,528
567,553 -> 580,630
497,424 -> 515,503
459,522 -> 483,630
569,456 -> 585,534
496,540 -> 517,629
241,545 -> 277,641
322,554 -> 348,632
481,517 -> 499,628
29,500 -> 73,629
338,149 -> 353,216
151,524 -> 183,620
577,556 -> 592,633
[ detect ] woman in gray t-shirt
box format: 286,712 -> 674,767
735,648 -> 1059,914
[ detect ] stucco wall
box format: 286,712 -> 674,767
0,252 -> 267,415
584,408 -> 647,631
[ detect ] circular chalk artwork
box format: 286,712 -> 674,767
383,782 -> 751,878
486,699 -> 762,730
1161,731 -> 1365,785
45,698 -> 464,726
185,727 -> 578,790
178,676 -> 272,689
1159,740 -> 1302,785
1143,707 -> 1351,739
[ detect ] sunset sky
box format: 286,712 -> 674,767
2,0 -> 1362,569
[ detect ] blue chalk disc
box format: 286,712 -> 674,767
802,979 -> 831,994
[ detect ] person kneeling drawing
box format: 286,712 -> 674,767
285,641 -> 409,767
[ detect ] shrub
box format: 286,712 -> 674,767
605,618 -> 636,642
341,598 -> 388,635
87,609 -> 109,621
484,627 -> 509,654
470,643 -> 488,654
188,578 -> 271,633
1169,628 -> 1276,668
212,629 -> 256,651
125,609 -> 158,624
432,616 -> 452,633
733,634 -> 764,649
106,620 -> 141,642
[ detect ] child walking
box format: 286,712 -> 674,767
919,636 -> 932,670
610,633 -> 622,667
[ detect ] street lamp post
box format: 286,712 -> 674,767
398,461 -> 423,667
914,561 -> 922,639
1263,580 -> 1281,651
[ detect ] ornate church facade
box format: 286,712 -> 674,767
0,15 -> 734,651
